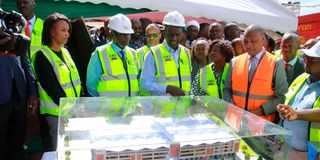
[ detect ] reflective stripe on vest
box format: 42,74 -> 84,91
137,45 -> 149,66
200,63 -> 229,99
97,44 -> 139,97
27,18 -> 43,61
284,73 -> 320,142
232,52 -> 276,122
274,50 -> 301,58
35,46 -> 81,116
138,46 -> 151,96
150,44 -> 191,95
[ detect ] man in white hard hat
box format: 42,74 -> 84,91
86,14 -> 140,97
140,11 -> 192,96
277,41 -> 320,159
185,20 -> 200,48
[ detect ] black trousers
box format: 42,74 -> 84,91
0,85 -> 27,160
39,114 -> 58,152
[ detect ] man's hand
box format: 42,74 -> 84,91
166,85 -> 185,96
28,95 -> 39,115
277,104 -> 297,121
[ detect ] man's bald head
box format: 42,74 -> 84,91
243,25 -> 265,56
146,23 -> 160,33
281,32 -> 300,62
282,32 -> 300,45
145,23 -> 161,47
244,25 -> 264,38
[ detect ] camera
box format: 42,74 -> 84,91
0,8 -> 30,57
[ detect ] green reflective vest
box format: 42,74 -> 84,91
274,49 -> 302,58
97,44 -> 139,97
200,63 -> 229,99
137,45 -> 150,96
23,18 -> 43,61
150,44 -> 192,95
136,45 -> 149,66
34,46 -> 81,116
284,73 -> 320,142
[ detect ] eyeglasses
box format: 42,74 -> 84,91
145,33 -> 159,38
302,55 -> 320,65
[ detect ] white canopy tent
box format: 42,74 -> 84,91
64,0 -> 298,32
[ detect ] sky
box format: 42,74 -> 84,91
300,0 -> 320,15
277,0 -> 320,15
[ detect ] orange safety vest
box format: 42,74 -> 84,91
232,52 -> 276,122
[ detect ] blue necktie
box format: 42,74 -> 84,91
120,50 -> 127,69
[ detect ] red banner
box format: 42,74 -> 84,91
298,13 -> 320,44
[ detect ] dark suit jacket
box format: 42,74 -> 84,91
286,58 -> 305,86
66,18 -> 93,96
0,54 -> 38,104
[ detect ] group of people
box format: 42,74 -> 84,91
0,0 -> 319,159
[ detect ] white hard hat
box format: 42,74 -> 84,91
162,11 -> 185,27
186,20 -> 200,31
108,14 -> 134,34
301,41 -> 320,58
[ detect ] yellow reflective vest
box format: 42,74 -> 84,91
274,49 -> 302,58
23,17 -> 43,61
137,45 -> 150,96
136,45 -> 149,66
200,63 -> 229,99
96,44 -> 139,97
285,73 -> 320,143
149,43 -> 192,95
33,46 -> 81,116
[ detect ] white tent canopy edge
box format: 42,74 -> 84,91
64,0 -> 298,32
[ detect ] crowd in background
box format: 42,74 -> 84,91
0,0 -> 320,159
